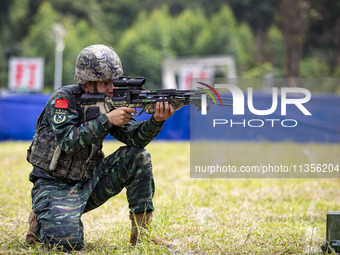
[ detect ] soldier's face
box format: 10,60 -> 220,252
84,81 -> 117,96
95,81 -> 117,96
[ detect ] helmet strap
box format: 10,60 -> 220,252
92,81 -> 99,94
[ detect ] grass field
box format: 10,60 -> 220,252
0,141 -> 339,254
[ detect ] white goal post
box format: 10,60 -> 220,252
161,56 -> 236,89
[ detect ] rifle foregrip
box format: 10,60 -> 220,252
109,101 -> 189,114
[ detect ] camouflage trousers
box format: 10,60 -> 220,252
31,146 -> 155,251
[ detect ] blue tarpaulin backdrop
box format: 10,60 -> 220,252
0,92 -> 339,142
190,92 -> 340,143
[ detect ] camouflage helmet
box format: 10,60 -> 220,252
74,44 -> 123,84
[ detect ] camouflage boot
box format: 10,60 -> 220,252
25,210 -> 39,244
129,212 -> 176,248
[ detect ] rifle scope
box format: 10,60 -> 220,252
113,76 -> 145,87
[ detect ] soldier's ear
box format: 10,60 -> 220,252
83,82 -> 96,93
83,83 -> 91,93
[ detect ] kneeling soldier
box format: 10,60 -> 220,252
25,44 -> 175,251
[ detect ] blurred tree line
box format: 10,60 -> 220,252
0,0 -> 339,91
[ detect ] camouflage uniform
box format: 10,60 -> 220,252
27,45 -> 164,251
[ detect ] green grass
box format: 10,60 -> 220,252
0,141 -> 339,254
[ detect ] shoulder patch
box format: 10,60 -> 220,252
53,109 -> 68,124
55,99 -> 69,109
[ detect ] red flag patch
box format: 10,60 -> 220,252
55,99 -> 69,109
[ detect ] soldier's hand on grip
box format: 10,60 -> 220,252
153,100 -> 174,123
106,107 -> 137,126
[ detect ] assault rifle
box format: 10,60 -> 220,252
80,76 -> 231,120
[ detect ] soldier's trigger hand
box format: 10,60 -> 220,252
106,107 -> 137,126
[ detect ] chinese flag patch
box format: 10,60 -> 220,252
55,99 -> 69,109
